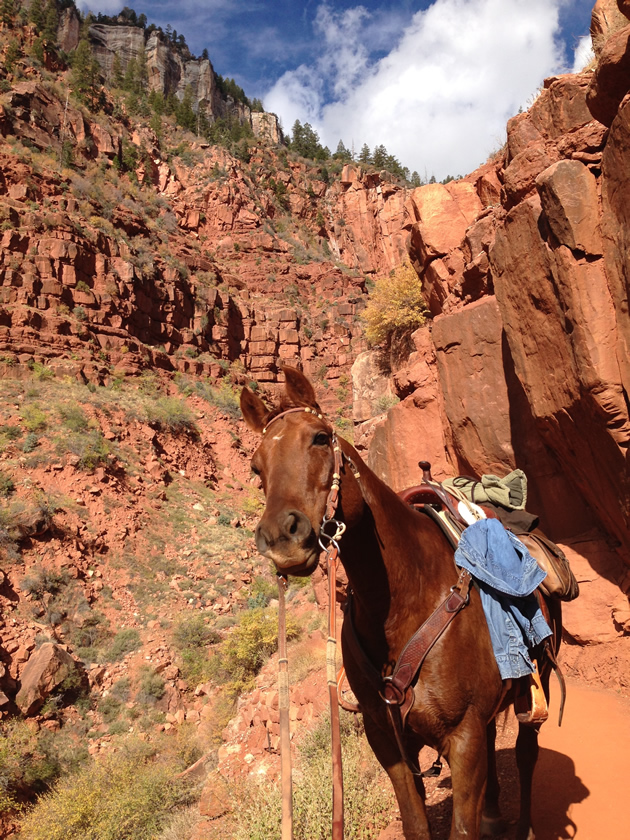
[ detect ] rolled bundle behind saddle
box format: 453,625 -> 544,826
416,468 -> 579,602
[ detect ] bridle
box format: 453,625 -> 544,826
259,405 -> 475,836
261,405 -> 349,840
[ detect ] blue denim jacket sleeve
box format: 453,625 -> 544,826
454,518 -> 547,596
454,519 -> 551,680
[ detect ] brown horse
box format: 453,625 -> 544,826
241,366 -> 558,840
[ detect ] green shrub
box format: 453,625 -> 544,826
58,430 -> 110,470
21,404 -> 48,432
172,616 -> 220,685
98,695 -> 123,724
58,404 -> 89,432
0,721 -> 89,815
211,607 -> 300,696
232,713 -> 394,839
18,741 -> 195,840
0,424 -> 22,443
22,432 -> 39,453
135,666 -> 165,705
143,397 -> 196,432
0,471 -> 15,497
110,677 -> 131,702
196,380 -> 241,419
105,628 -> 142,662
362,260 -> 428,346
21,567 -> 70,601
172,615 -> 220,650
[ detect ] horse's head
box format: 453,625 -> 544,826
240,366 -> 339,576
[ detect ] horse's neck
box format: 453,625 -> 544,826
339,442 -> 448,652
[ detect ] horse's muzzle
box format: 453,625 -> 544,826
255,508 -> 319,575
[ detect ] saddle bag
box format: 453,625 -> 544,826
515,531 -> 579,601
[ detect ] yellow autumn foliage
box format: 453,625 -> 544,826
362,261 -> 428,346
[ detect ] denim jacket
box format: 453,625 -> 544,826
454,518 -> 552,680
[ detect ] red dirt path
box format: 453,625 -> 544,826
382,678 -> 630,839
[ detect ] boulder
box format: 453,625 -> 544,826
366,327 -> 453,490
601,94 -> 630,402
16,643 -> 85,716
535,160 -> 603,254
351,351 -> 396,423
591,0 -> 629,54
407,182 -> 482,270
560,539 -> 628,644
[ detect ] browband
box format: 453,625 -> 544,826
262,406 -> 327,435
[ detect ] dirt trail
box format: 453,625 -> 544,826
532,679 -> 630,839
384,678 -> 630,839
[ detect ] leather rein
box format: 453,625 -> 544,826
264,406 -> 473,836
265,406 -> 346,840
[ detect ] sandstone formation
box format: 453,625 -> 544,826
357,58 -> 630,600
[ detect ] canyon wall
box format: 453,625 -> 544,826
359,32 -> 630,578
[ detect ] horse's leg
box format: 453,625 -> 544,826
515,656 -> 554,840
480,719 -> 509,837
445,715 -> 489,840
363,714 -> 431,840
515,722 -> 539,840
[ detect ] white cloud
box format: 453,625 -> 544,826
572,34 -> 594,72
265,0 -> 568,179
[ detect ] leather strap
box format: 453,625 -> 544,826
326,550 -> 344,840
277,574 -> 293,840
381,567 -> 473,722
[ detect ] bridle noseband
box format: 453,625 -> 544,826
261,405 -> 355,554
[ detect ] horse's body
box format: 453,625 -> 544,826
241,368 -> 557,840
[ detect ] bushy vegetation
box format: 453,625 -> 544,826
18,739 -> 196,840
231,713 -> 395,839
171,614 -> 220,685
363,260 -> 429,346
210,606 -> 300,696
0,720 -> 89,815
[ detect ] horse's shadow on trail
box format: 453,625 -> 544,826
424,747 -> 589,840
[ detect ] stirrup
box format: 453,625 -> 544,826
514,661 -> 548,726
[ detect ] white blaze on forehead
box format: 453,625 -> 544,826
272,433 -> 284,441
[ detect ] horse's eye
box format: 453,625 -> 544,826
313,431 -> 329,447
251,463 -> 261,476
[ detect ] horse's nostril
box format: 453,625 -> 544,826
282,509 -> 311,543
255,523 -> 271,554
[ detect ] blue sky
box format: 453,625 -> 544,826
81,1 -> 597,179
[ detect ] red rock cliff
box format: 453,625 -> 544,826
360,15 -> 630,585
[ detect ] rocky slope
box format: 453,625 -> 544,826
2,1 -> 630,837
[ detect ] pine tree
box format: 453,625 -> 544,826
410,171 -> 422,187
333,140 -> 351,161
176,85 -> 196,132
111,53 -> 124,88
0,0 -> 16,27
358,143 -> 371,165
42,2 -> 59,44
29,0 -> 45,31
372,144 -> 388,169
71,38 -> 102,111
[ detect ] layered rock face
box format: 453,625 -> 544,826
86,23 -> 279,142
361,19 -> 630,584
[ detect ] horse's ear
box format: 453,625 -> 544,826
282,365 -> 321,412
240,386 -> 269,433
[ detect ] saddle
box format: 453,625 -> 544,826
397,461 -> 574,726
